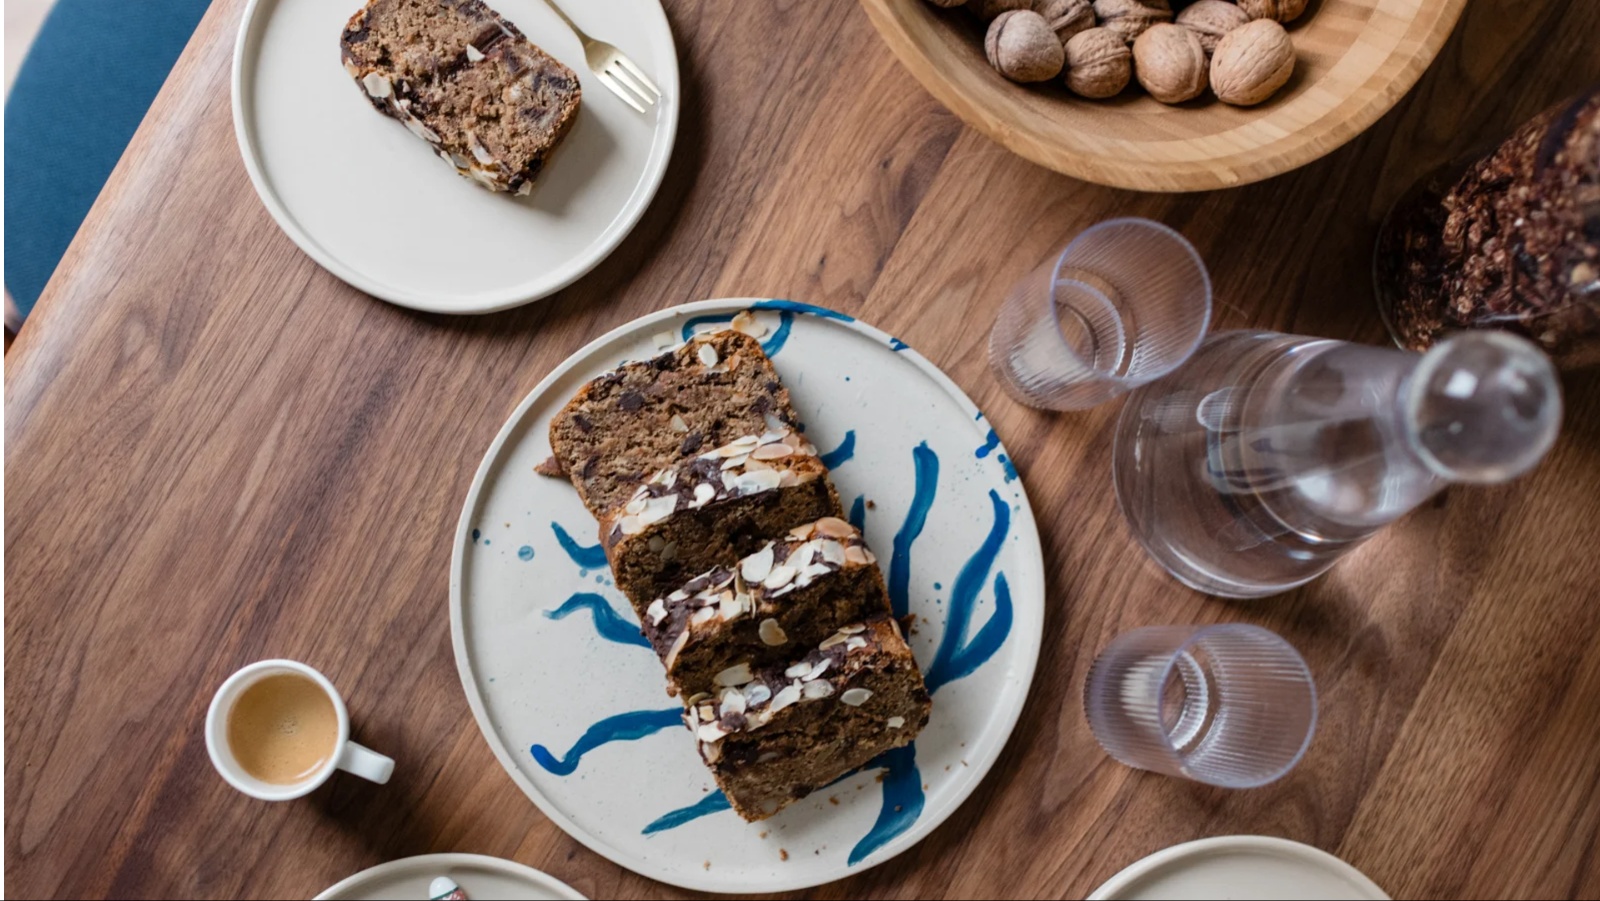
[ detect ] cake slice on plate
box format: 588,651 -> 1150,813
642,517 -> 887,698
684,615 -> 931,821
600,426 -> 842,612
340,0 -> 581,194
546,330 -> 804,519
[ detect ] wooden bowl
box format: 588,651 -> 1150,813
858,0 -> 1469,191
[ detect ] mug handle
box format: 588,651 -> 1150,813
337,742 -> 395,785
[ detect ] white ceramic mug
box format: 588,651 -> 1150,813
205,659 -> 394,800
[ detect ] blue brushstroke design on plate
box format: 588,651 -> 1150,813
680,300 -> 853,357
531,707 -> 682,776
889,338 -> 909,352
998,454 -> 1018,483
750,299 -> 854,323
849,494 -> 867,532
849,745 -> 924,864
819,430 -> 856,469
889,442 -> 939,619
545,593 -> 649,649
975,429 -> 1000,459
518,545 -> 535,561
643,790 -> 734,834
926,490 -> 1012,693
552,523 -> 608,569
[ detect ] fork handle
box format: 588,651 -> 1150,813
536,0 -> 588,43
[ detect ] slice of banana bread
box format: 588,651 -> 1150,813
602,427 -> 843,612
643,517 -> 887,698
684,615 -> 931,821
548,330 -> 802,518
341,0 -> 581,195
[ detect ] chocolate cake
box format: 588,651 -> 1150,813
547,330 -> 803,518
601,427 -> 843,612
340,0 -> 581,195
643,517 -> 886,698
683,616 -> 931,821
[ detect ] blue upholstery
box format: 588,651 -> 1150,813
5,0 -> 212,323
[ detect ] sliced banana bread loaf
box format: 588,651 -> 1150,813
643,517 -> 887,698
602,427 -> 843,612
548,331 -> 802,518
341,0 -> 581,194
684,615 -> 931,821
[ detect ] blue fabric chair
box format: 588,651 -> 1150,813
5,0 -> 213,327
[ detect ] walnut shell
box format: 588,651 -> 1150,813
1063,27 -> 1133,98
1033,0 -> 1097,42
926,0 -> 968,8
986,10 -> 1067,83
1175,0 -> 1249,54
1238,0 -> 1307,22
1133,23 -> 1208,104
1092,0 -> 1173,44
1210,18 -> 1294,105
972,0 -> 1033,20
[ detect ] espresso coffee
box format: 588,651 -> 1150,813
227,673 -> 338,785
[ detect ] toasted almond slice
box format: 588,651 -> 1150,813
741,546 -> 775,583
840,688 -> 873,706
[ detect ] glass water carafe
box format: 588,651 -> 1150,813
1112,330 -> 1562,598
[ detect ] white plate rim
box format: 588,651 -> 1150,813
230,0 -> 680,314
1087,835 -> 1391,901
448,298 -> 1046,893
312,852 -> 587,900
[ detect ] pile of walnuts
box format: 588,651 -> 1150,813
931,0 -> 1306,106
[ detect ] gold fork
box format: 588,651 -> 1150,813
538,0 -> 662,113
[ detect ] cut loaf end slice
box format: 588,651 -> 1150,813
685,615 -> 931,822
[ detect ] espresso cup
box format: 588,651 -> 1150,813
205,659 -> 394,800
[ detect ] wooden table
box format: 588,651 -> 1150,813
8,0 -> 1600,897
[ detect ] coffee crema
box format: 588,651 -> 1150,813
227,673 -> 338,785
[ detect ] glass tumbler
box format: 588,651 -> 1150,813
1085,624 -> 1316,788
988,218 -> 1212,411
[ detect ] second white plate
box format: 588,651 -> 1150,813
232,0 -> 679,313
451,299 -> 1044,892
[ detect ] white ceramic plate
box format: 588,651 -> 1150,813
1088,836 -> 1391,900
451,299 -> 1044,893
314,853 -> 586,900
232,0 -> 678,313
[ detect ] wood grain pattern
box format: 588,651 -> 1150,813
5,0 -> 1600,897
859,0 -> 1471,191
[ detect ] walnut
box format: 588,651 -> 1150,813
986,10 -> 1067,82
972,0 -> 1032,20
1133,23 -> 1208,103
1210,18 -> 1294,105
1238,0 -> 1307,22
1092,0 -> 1172,44
1033,0 -> 1096,42
1063,27 -> 1132,98
1175,0 -> 1249,54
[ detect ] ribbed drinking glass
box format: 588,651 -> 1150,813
988,218 -> 1212,411
1084,624 -> 1316,788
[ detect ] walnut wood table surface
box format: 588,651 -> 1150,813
8,0 -> 1600,898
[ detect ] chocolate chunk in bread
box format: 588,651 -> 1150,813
643,518 -> 888,698
684,615 -> 931,821
341,0 -> 580,195
549,331 -> 802,518
602,427 -> 843,611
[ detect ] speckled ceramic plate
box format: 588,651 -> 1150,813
1087,837 -> 1390,900
314,853 -> 586,900
233,0 -> 677,313
450,299 -> 1044,893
